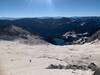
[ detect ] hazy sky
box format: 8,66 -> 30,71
0,0 -> 100,17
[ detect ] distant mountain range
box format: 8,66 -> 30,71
0,17 -> 18,20
0,17 -> 100,45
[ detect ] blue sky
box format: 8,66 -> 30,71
0,0 -> 100,17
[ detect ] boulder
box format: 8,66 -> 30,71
93,68 -> 100,75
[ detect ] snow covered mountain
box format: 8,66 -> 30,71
0,17 -> 100,45
0,17 -> 100,75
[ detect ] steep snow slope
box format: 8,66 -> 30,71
0,40 -> 100,75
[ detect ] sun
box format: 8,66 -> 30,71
46,0 -> 53,5
27,0 -> 53,6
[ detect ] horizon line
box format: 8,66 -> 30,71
0,16 -> 100,18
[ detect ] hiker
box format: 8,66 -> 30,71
29,59 -> 32,63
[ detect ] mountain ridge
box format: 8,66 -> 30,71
0,17 -> 100,45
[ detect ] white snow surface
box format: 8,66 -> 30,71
0,40 -> 100,75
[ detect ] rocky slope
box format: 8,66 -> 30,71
88,30 -> 100,42
0,25 -> 48,45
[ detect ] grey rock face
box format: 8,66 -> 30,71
93,68 -> 100,75
88,30 -> 100,42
